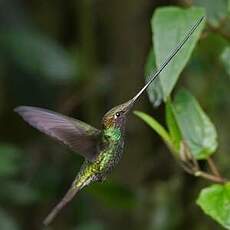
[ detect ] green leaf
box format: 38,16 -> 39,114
193,0 -> 229,27
145,48 -> 163,107
172,89 -> 217,159
197,183 -> 230,229
134,111 -> 175,152
220,47 -> 230,76
149,7 -> 205,104
165,100 -> 182,152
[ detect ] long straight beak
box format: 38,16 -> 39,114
130,16 -> 204,105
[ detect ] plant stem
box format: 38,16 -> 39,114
195,171 -> 227,184
207,157 -> 221,177
178,141 -> 228,184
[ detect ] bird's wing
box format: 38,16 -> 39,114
15,106 -> 101,161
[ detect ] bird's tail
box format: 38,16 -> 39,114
43,164 -> 93,226
43,185 -> 79,226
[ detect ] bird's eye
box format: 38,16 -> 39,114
115,112 -> 120,118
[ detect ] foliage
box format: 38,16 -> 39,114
150,7 -> 205,104
135,6 -> 230,229
197,183 -> 230,229
172,89 -> 217,159
0,0 -> 229,229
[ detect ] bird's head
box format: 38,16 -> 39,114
102,99 -> 134,129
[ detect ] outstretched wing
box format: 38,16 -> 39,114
15,106 -> 101,161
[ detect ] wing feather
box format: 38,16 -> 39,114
14,106 -> 101,161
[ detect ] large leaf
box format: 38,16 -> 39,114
172,89 -> 217,159
197,183 -> 230,229
193,0 -> 229,27
149,7 -> 205,105
145,48 -> 162,107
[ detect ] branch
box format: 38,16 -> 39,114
179,141 -> 228,184
207,157 -> 221,177
195,171 -> 227,184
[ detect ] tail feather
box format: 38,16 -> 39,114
43,186 -> 79,226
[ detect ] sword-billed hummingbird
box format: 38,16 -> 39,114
15,16 -> 204,225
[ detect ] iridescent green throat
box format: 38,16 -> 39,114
103,127 -> 121,142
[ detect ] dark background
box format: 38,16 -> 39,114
0,0 -> 229,229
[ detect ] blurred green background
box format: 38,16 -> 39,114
0,0 -> 229,229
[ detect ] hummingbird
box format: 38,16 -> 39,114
14,16 -> 204,225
